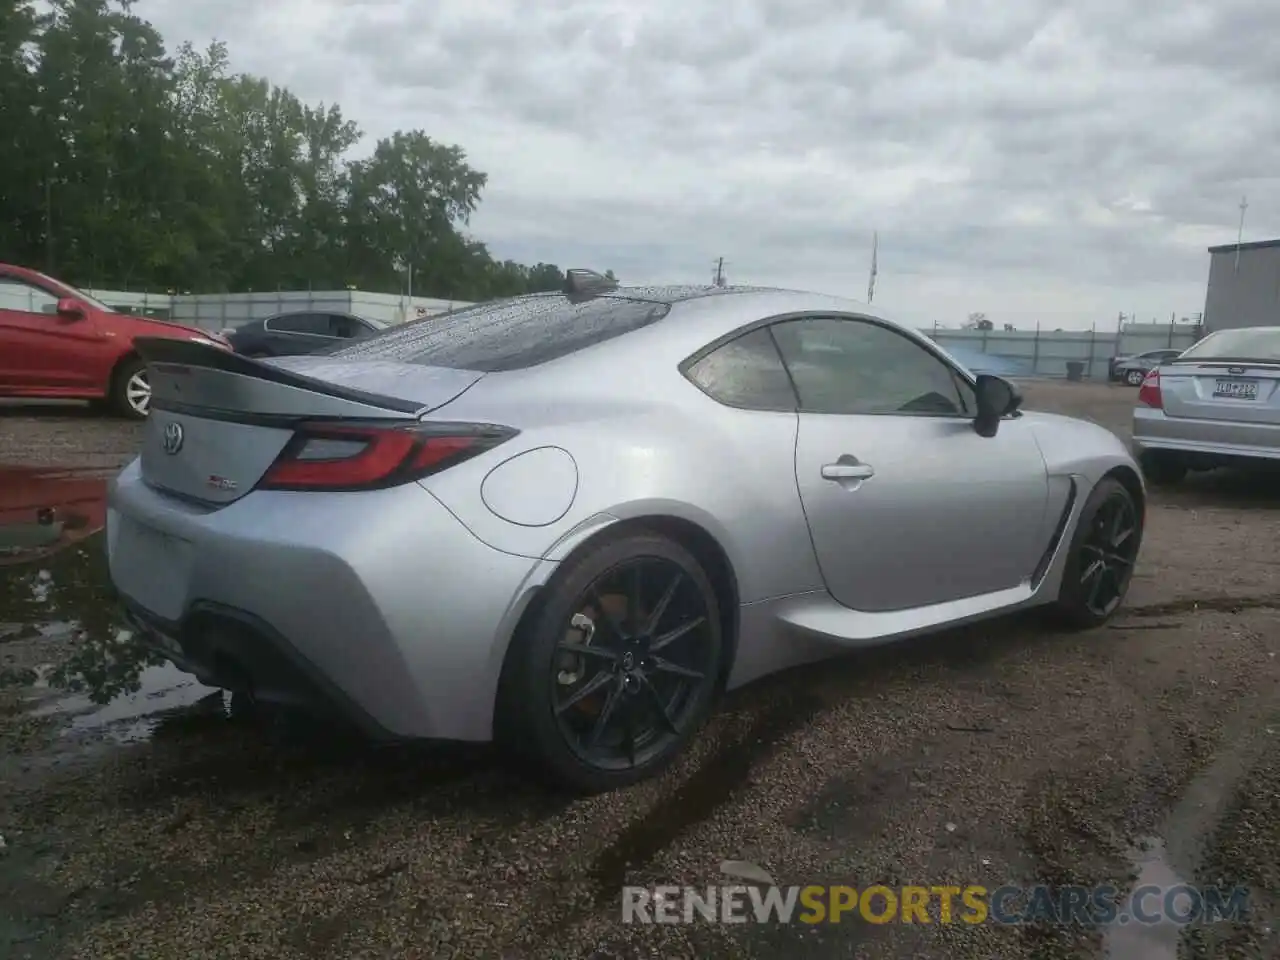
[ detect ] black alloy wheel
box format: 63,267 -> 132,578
498,533 -> 723,793
1053,478 -> 1143,629
1077,491 -> 1141,617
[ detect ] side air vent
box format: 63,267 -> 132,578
1031,479 -> 1078,588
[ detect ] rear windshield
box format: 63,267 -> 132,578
1178,328 -> 1280,363
326,294 -> 671,372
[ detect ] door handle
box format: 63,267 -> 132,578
821,462 -> 875,481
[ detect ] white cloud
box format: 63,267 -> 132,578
135,0 -> 1280,327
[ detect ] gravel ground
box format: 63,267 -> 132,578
0,383 -> 1278,960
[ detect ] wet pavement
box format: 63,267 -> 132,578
0,388 -> 1277,959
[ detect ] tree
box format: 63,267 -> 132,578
965,312 -> 993,331
0,0 -> 567,301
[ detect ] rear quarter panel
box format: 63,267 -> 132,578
417,367 -> 825,604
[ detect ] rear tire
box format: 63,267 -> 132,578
496,532 -> 724,794
1124,368 -> 1145,386
109,357 -> 151,420
1139,451 -> 1187,487
1051,477 -> 1143,630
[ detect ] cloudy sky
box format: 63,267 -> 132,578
136,0 -> 1277,329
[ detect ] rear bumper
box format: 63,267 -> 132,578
106,458 -> 554,741
120,596 -> 387,735
1132,407 -> 1280,462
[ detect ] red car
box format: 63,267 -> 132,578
0,262 -> 231,419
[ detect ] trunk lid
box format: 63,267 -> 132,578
1158,360 -> 1280,425
133,338 -> 482,505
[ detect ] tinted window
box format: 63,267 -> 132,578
269,312 -> 331,335
329,314 -> 367,338
685,328 -> 796,410
327,294 -> 671,372
0,277 -> 60,314
772,316 -> 973,416
1179,328 -> 1280,362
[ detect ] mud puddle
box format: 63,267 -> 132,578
26,662 -> 225,744
0,463 -> 243,759
1103,837 -> 1184,960
0,465 -> 110,567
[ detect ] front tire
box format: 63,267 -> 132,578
109,357 -> 151,420
497,532 -> 724,794
1125,368 -> 1146,386
1052,477 -> 1143,629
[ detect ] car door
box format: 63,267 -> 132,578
262,312 -> 335,355
0,276 -> 102,389
770,315 -> 1051,613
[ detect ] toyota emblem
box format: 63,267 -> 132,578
161,421 -> 184,455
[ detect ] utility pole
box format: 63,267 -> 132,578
713,257 -> 725,287
1235,196 -> 1248,274
44,169 -> 54,274
866,232 -> 878,303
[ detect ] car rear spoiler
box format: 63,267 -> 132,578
133,336 -> 423,419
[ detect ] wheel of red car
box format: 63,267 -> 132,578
110,356 -> 152,419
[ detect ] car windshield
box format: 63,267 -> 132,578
1177,329 -> 1280,363
32,271 -> 114,312
327,294 -> 671,372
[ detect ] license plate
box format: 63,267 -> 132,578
1213,378 -> 1258,400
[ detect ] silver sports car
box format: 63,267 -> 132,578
106,271 -> 1146,792
1132,326 -> 1280,485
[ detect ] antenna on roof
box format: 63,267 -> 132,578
1235,196 -> 1248,274
867,231 -> 878,303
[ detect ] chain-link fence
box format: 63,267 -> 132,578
0,283 -> 469,331
925,322 -> 1204,380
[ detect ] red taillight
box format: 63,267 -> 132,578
258,422 -> 517,492
1137,369 -> 1163,409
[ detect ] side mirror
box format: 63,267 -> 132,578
56,297 -> 86,320
973,374 -> 1022,438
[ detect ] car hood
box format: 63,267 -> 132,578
116,313 -> 221,342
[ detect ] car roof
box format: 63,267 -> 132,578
607,283 -> 903,341
535,283 -> 930,371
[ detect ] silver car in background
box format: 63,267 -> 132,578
1132,326 -> 1280,485
1110,348 -> 1185,386
105,273 -> 1146,793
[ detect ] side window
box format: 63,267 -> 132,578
268,312 -> 330,335
771,316 -> 973,416
0,277 -> 61,315
684,327 -> 797,411
329,315 -> 364,338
